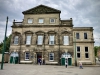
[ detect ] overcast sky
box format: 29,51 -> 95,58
0,0 -> 100,46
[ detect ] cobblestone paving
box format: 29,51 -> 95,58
0,64 -> 100,75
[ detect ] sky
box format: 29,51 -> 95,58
0,0 -> 100,46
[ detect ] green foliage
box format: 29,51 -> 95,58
94,46 -> 100,56
0,34 -> 11,53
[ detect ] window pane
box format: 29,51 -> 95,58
50,19 -> 55,23
77,53 -> 80,58
85,53 -> 89,58
28,19 -> 33,23
26,36 -> 31,45
25,52 -> 30,60
49,53 -> 54,61
64,36 -> 69,45
14,36 -> 18,44
77,46 -> 80,52
76,33 -> 79,39
85,47 -> 88,52
84,33 -> 87,39
38,35 -> 43,45
39,19 -> 44,23
49,35 -> 54,45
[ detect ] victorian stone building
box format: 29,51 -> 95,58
9,5 -> 95,65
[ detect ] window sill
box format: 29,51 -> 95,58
25,59 -> 30,61
37,44 -> 43,46
13,44 -> 19,45
26,44 -> 31,46
49,44 -> 55,46
49,60 -> 54,62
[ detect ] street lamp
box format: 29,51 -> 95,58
1,16 -> 8,70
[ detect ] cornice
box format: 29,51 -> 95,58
11,25 -> 73,28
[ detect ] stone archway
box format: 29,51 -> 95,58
61,52 -> 72,66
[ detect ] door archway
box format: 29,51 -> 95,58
61,52 -> 72,66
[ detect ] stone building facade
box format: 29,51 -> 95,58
9,5 -> 95,65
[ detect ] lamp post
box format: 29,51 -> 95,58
74,32 -> 77,66
1,16 -> 8,70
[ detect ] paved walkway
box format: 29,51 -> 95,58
0,64 -> 100,75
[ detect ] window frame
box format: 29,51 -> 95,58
77,46 -> 81,58
37,35 -> 43,45
38,18 -> 44,23
76,33 -> 80,39
50,18 -> 55,23
27,18 -> 33,24
85,47 -> 89,58
84,33 -> 87,39
49,53 -> 54,61
49,35 -> 55,45
63,36 -> 69,45
14,36 -> 19,45
25,52 -> 30,60
26,35 -> 31,45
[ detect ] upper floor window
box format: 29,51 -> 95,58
39,19 -> 44,23
76,33 -> 79,39
49,35 -> 54,45
50,18 -> 55,23
84,33 -> 87,39
63,36 -> 69,45
25,52 -> 30,60
26,36 -> 31,45
49,53 -> 54,61
14,36 -> 19,45
85,47 -> 89,58
37,35 -> 43,45
77,46 -> 80,58
28,19 -> 33,23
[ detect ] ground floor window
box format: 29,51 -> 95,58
49,53 -> 54,61
25,52 -> 30,60
85,47 -> 89,58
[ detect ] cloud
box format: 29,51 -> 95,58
0,0 -> 100,46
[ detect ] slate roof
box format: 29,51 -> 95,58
22,4 -> 61,14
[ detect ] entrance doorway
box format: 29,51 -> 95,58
61,53 -> 72,66
36,52 -> 42,64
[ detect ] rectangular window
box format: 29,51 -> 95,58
39,19 -> 44,23
28,19 -> 33,23
77,53 -> 80,58
49,53 -> 54,61
37,35 -> 43,45
25,52 -> 30,60
49,35 -> 54,45
85,47 -> 89,58
14,36 -> 19,45
77,46 -> 80,58
85,53 -> 89,58
26,36 -> 31,45
50,18 -> 55,23
85,47 -> 88,52
64,36 -> 69,45
84,33 -> 87,39
76,33 -> 79,39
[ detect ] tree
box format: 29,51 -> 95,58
0,34 -> 11,53
94,46 -> 100,57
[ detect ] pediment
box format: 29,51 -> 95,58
22,5 -> 61,14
